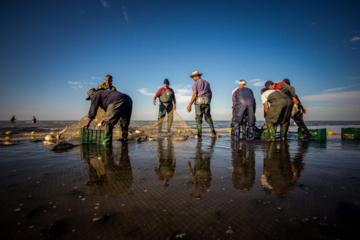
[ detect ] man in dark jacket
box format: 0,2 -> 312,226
232,80 -> 256,141
83,88 -> 133,144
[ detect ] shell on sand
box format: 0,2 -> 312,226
45,134 -> 57,141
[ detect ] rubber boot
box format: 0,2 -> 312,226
120,129 -> 128,142
103,132 -> 113,145
196,127 -> 202,138
268,129 -> 276,142
247,130 -> 253,141
240,123 -> 246,140
235,129 -> 240,141
280,131 -> 287,141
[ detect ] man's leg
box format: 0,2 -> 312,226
293,108 -> 312,140
246,103 -> 256,140
195,104 -> 203,137
279,99 -> 293,141
166,103 -> 173,133
158,103 -> 167,132
118,98 -> 133,142
203,104 -> 216,136
234,104 -> 246,141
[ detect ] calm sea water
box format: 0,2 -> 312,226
0,120 -> 359,239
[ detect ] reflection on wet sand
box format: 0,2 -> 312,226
153,139 -> 176,186
187,138 -> 216,199
261,141 -> 308,195
81,143 -> 133,196
231,142 -> 255,191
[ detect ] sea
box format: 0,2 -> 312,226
0,120 -> 359,239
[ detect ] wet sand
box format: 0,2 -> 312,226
0,134 -> 359,240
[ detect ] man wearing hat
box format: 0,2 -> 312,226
187,71 -> 216,138
153,78 -> 176,132
232,80 -> 256,141
83,88 -> 133,144
261,81 -> 293,141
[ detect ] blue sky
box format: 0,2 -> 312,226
1,0 -> 359,121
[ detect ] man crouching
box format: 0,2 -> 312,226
83,88 -> 133,144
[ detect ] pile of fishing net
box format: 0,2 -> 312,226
58,109 -> 196,141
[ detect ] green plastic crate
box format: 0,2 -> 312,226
253,129 -> 270,140
298,128 -> 327,140
341,128 -> 360,140
81,128 -> 105,144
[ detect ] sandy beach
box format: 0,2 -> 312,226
0,122 -> 359,240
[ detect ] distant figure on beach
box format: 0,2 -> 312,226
10,115 -> 16,123
97,75 -> 117,91
153,78 -> 176,133
187,71 -> 216,138
32,116 -> 37,123
261,81 -> 293,141
275,78 -> 312,141
83,88 -> 133,144
232,80 -> 256,141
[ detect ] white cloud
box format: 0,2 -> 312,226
350,36 -> 360,42
301,90 -> 360,104
137,88 -> 154,96
121,6 -> 129,23
324,84 -> 360,92
68,81 -> 84,90
248,78 -> 266,87
100,0 -> 111,8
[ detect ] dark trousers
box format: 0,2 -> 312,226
104,96 -> 133,134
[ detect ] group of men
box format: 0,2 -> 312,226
231,78 -> 312,141
82,72 -> 311,145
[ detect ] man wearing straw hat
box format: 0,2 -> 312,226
187,71 -> 216,138
83,88 -> 133,144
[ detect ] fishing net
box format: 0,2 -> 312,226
58,109 -> 195,140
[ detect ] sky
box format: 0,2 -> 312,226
1,0 -> 360,121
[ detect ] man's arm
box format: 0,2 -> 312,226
209,88 -> 212,101
153,95 -> 157,106
263,101 -> 269,118
187,91 -> 197,112
172,89 -> 176,110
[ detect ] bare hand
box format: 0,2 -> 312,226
153,99 -> 156,106
187,105 -> 191,112
173,104 -> 176,110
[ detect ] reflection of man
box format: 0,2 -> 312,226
232,80 -> 256,141
187,71 -> 216,138
83,88 -> 133,144
231,142 -> 255,191
153,79 -> 176,133
187,138 -> 215,199
81,144 -> 133,196
153,139 -> 176,186
261,142 -> 306,195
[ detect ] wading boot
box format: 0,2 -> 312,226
211,130 -> 217,138
268,129 -> 276,142
246,130 -> 253,141
280,131 -> 287,141
235,129 -> 240,141
103,132 -> 113,145
196,127 -> 202,138
120,129 -> 128,142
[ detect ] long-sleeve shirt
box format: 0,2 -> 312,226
88,90 -> 129,119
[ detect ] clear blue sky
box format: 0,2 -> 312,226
1,0 -> 359,121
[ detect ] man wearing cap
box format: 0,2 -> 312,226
261,81 -> 293,141
232,80 -> 256,141
153,78 -> 176,133
83,88 -> 133,144
187,71 -> 216,138
275,78 -> 312,141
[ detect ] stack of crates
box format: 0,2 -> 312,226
253,129 -> 270,140
341,128 -> 360,140
298,128 -> 327,140
81,128 -> 105,145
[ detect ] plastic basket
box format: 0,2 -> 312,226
341,128 -> 360,140
253,129 -> 269,140
81,128 -> 105,145
298,129 -> 327,140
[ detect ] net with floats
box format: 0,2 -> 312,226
58,109 -> 196,140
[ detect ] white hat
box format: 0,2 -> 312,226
239,80 -> 246,85
190,71 -> 203,78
